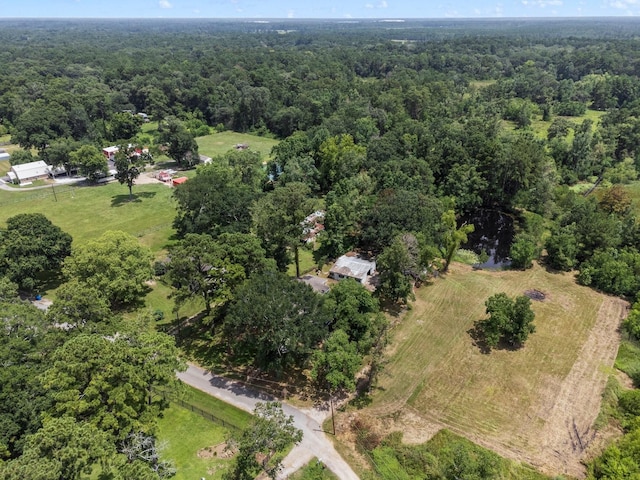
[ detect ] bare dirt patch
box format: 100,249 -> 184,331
197,442 -> 237,459
358,262 -> 628,478
524,289 -> 547,301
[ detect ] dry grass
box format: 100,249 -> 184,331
365,262 -> 626,478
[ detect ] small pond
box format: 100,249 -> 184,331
460,209 -> 515,269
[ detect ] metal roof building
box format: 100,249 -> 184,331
8,161 -> 51,184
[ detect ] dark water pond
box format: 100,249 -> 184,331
460,210 -> 515,269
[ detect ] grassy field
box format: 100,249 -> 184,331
196,131 -> 279,160
155,384 -> 253,480
156,405 -> 233,480
180,383 -> 253,430
0,181 -> 176,252
363,261 -> 624,477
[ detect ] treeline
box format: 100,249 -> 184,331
4,18 -> 640,477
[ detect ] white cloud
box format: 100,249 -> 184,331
365,1 -> 387,9
521,0 -> 562,7
159,0 -> 172,8
608,0 -> 639,8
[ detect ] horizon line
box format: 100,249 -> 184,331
1,15 -> 640,21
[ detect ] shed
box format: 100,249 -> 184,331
0,152 -> 10,161
9,161 -> 51,184
329,253 -> 376,284
172,176 -> 188,186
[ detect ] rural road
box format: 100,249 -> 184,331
177,364 -> 360,480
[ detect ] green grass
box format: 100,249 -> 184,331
196,131 -> 279,160
615,339 -> 640,384
0,181 -> 176,252
156,404 -> 232,480
0,159 -> 10,176
287,247 -> 318,277
370,262 -> 621,469
180,383 -> 252,431
289,459 -> 339,480
367,430 -> 549,480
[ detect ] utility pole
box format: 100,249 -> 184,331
330,394 -> 335,435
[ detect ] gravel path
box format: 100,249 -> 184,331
178,364 -> 360,480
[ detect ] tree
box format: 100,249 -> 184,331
0,417 -> 114,480
509,233 -> 538,270
46,279 -> 111,330
63,231 -> 153,307
475,293 -> 536,350
440,209 -> 475,272
577,247 -> 640,297
0,301 -> 58,458
69,144 -> 108,183
107,112 -> 141,142
252,182 -> 317,277
114,144 -> 145,199
7,148 -> 35,166
173,163 -> 260,237
224,272 -> 329,372
324,277 -> 382,349
215,232 -> 276,278
0,213 -> 72,291
157,116 -> 199,168
227,402 -> 302,480
165,234 -> 245,314
317,134 -> 366,191
360,189 -> 443,253
545,224 -> 580,271
40,325 -> 183,442
311,329 -> 362,392
376,236 -> 415,304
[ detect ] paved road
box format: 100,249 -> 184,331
177,364 -> 360,480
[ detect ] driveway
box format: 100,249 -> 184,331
177,364 -> 359,480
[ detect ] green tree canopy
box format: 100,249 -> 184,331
475,293 -> 536,350
224,271 -> 329,373
69,144 -> 108,183
63,231 -> 153,307
227,402 -> 303,480
157,116 -> 199,168
173,163 -> 261,237
41,325 -> 183,441
0,213 -> 72,291
165,233 -> 245,314
251,182 -> 317,276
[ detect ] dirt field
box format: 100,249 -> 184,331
354,262 -> 627,478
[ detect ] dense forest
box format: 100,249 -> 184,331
3,17 -> 640,478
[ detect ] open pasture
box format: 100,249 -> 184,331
196,131 -> 279,160
369,262 -> 627,478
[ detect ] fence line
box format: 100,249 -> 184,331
0,185 -> 77,206
153,388 -> 243,433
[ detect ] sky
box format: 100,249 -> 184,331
1,0 -> 640,19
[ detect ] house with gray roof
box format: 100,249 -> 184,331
329,253 -> 376,284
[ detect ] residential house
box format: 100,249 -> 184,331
329,253 -> 376,284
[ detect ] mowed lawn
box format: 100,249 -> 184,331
372,262 -> 615,456
0,181 -> 176,253
196,131 -> 279,160
156,405 -> 233,480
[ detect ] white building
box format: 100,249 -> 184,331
329,253 -> 376,284
8,161 -> 51,185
